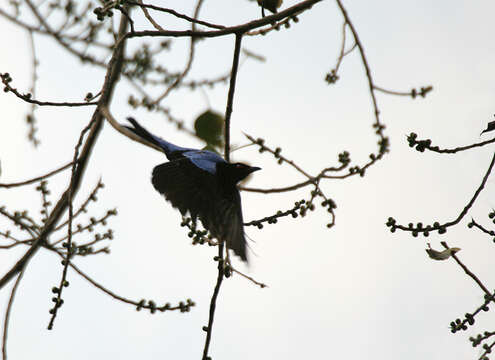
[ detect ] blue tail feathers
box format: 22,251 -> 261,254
126,117 -> 195,157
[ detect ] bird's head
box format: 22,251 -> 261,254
223,162 -> 261,184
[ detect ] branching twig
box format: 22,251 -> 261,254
0,5 -> 129,291
153,0 -> 204,105
47,116 -> 96,330
407,132 -> 495,154
0,73 -> 97,107
202,29 -> 244,360
123,0 -> 323,42
124,0 -> 226,30
374,85 -> 433,99
387,152 -> 495,236
202,245 -> 225,360
67,259 -> 194,313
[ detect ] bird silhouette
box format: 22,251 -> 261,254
125,117 -> 260,262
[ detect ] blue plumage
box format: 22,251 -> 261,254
125,117 -> 260,261
126,117 -> 225,174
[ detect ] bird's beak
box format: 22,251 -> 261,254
250,166 -> 261,173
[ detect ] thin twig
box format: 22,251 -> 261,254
391,152 -> 495,234
202,244 -> 225,360
123,0 -> 323,42
26,29 -> 40,146
0,8 -> 112,49
2,268 -> 25,360
47,117 -> 95,330
231,267 -> 267,288
66,259 -> 193,312
0,6 -> 129,290
374,85 -> 433,98
408,135 -> 495,154
441,242 -> 491,296
202,29 -> 245,360
0,74 -> 98,107
136,0 -> 165,31
153,0 -> 204,105
124,0 -> 226,29
0,161 -> 73,188
224,33 -> 243,162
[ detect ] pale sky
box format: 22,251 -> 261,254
1,1 -> 495,359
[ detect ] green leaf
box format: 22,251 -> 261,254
202,143 -> 220,155
194,110 -> 224,147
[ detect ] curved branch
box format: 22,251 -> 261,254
388,152 -> 495,235
408,133 -> 495,154
2,268 -> 25,360
0,73 -> 97,107
124,0 -> 323,41
0,161 -> 73,188
125,0 -> 226,30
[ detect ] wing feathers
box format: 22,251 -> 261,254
152,159 -> 247,261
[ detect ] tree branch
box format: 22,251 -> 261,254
0,11 -> 130,290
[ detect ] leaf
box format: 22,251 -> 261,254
202,143 -> 220,155
194,110 -> 224,147
481,118 -> 495,135
425,243 -> 461,261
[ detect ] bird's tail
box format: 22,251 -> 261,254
125,117 -> 193,157
125,117 -> 163,149
230,237 -> 248,262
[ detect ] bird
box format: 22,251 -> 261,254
124,117 -> 260,262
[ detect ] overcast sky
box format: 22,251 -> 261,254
1,1 -> 495,359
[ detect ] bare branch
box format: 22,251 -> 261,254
2,268 -> 25,360
387,152 -> 495,236
0,7 -> 130,290
123,0 -> 323,41
441,242 -> 491,296
202,245 -> 225,360
0,73 -> 98,107
0,162 -> 73,188
125,0 -> 225,30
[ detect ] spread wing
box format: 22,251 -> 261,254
152,159 -> 218,220
152,159 -> 247,261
